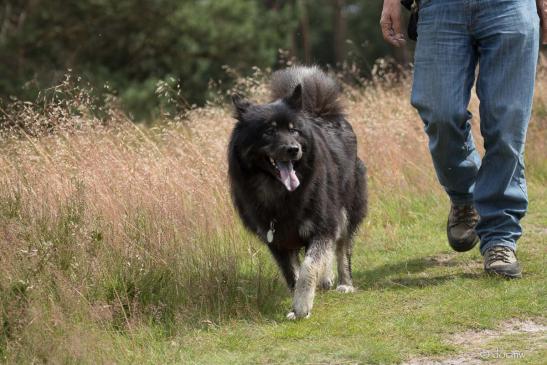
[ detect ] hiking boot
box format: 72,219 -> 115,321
447,204 -> 479,252
484,246 -> 522,279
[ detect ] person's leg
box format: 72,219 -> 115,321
411,0 -> 481,206
473,0 -> 540,256
411,0 -> 482,252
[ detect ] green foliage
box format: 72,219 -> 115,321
0,0 -> 296,119
0,0 -> 407,120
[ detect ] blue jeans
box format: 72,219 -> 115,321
411,0 -> 540,254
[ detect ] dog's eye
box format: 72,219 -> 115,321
263,128 -> 275,136
289,128 -> 300,136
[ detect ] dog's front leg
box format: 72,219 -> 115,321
268,246 -> 300,291
287,239 -> 333,320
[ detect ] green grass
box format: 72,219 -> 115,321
139,182 -> 544,365
6,181 -> 542,364
1,90 -> 545,363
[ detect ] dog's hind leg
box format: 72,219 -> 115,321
287,239 -> 332,320
335,237 -> 355,293
268,247 -> 300,291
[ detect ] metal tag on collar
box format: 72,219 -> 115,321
267,220 -> 275,243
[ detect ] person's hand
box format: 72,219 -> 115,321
380,0 -> 406,47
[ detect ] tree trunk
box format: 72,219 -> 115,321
332,0 -> 347,66
297,0 -> 311,64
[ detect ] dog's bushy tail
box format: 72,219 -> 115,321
270,66 -> 343,119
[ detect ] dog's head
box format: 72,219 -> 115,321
231,85 -> 308,192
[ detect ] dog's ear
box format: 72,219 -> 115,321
232,94 -> 251,120
285,84 -> 302,111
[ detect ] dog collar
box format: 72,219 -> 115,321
267,220 -> 276,243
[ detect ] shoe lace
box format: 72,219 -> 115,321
451,205 -> 478,227
486,247 -> 512,264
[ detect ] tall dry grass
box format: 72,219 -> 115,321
0,66 -> 545,362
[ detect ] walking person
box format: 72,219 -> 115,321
380,0 -> 546,278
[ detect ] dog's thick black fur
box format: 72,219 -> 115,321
228,66 -> 367,319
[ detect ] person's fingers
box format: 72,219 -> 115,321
380,18 -> 401,47
395,34 -> 406,47
391,12 -> 403,34
380,19 -> 394,43
390,13 -> 406,46
380,17 -> 405,47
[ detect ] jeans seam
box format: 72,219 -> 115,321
514,156 -> 527,197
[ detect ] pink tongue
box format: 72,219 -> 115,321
277,161 -> 300,192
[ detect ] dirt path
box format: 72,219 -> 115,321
403,319 -> 546,364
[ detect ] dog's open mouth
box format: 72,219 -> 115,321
269,157 -> 300,192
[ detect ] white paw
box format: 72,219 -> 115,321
336,285 -> 355,293
286,311 -> 311,320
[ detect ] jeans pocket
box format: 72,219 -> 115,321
417,0 -> 435,26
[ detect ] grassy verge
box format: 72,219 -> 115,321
1,183 -> 544,364
78,183 -> 545,365
1,71 -> 545,363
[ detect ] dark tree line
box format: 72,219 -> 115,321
0,0 -> 411,119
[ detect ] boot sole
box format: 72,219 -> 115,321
448,234 -> 479,252
485,267 -> 522,279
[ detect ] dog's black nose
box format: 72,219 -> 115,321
286,145 -> 300,157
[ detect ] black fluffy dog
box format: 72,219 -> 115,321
228,66 -> 367,319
